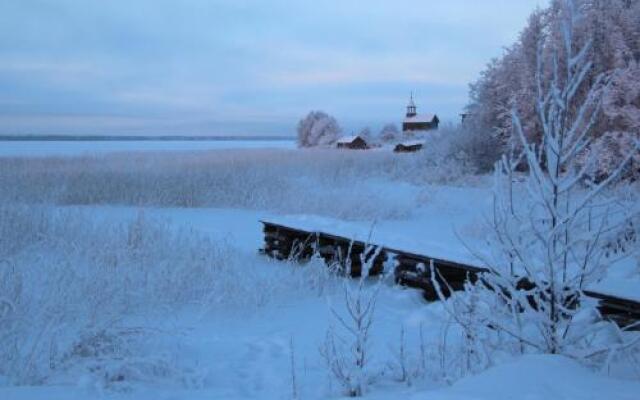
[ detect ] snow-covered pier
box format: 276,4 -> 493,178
260,220 -> 640,330
584,290 -> 640,331
261,219 -> 489,300
260,220 -> 388,277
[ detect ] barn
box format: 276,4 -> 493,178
394,140 -> 424,153
336,135 -> 368,150
402,94 -> 439,132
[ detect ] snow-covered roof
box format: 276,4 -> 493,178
404,114 -> 437,124
336,135 -> 364,144
397,140 -> 425,147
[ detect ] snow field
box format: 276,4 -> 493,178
0,204 -> 468,398
0,146 -> 638,399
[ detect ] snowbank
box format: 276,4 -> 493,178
424,355 -> 640,400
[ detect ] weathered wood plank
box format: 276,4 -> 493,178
583,290 -> 640,330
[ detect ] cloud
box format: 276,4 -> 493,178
0,0 -> 547,135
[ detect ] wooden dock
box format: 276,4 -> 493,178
583,290 -> 640,330
260,220 -> 387,277
261,220 -> 490,298
260,220 -> 640,330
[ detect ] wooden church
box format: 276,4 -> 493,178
402,94 -> 439,132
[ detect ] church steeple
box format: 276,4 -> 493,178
406,92 -> 417,118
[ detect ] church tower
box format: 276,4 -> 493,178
402,92 -> 440,132
406,92 -> 417,118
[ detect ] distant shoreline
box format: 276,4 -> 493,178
0,135 -> 295,142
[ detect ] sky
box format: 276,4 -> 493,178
0,0 -> 547,137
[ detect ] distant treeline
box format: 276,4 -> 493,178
0,135 -> 294,141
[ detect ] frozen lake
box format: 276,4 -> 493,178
0,139 -> 296,157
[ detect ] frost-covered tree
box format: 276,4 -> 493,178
379,123 -> 400,143
357,127 -> 373,144
297,111 -> 342,148
466,43 -> 527,150
594,63 -> 640,180
466,0 -> 640,178
479,0 -> 640,355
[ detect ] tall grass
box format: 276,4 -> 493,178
0,147 -> 476,221
0,205 -> 333,386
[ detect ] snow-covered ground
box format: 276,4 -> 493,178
2,204 -> 639,400
4,285 -> 639,400
0,147 -> 638,399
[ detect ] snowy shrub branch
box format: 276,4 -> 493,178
320,245 -> 383,397
476,0 -> 640,357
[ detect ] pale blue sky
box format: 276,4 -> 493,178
0,0 -> 546,136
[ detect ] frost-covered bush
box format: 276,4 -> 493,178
357,127 -> 374,145
0,205 -> 329,386
320,251 -> 381,397
379,123 -> 400,143
429,278 -> 499,382
415,124 -> 502,175
297,111 -> 342,147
